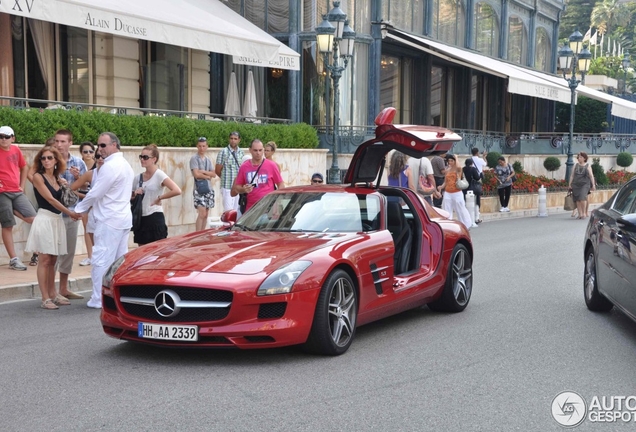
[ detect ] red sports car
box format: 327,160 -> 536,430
100,108 -> 473,355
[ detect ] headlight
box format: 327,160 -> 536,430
102,255 -> 126,289
257,261 -> 312,296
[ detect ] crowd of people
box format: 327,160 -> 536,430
0,126 -> 287,310
387,148 -> 498,230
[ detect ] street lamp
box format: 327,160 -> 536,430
558,29 -> 591,182
622,51 -> 630,96
315,0 -> 356,184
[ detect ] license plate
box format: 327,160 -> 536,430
138,322 -> 198,341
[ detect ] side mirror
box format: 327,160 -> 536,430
220,210 -> 237,224
617,214 -> 636,232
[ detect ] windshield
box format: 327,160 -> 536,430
234,192 -> 381,233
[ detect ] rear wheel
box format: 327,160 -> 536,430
304,269 -> 357,356
428,244 -> 472,312
584,248 -> 613,312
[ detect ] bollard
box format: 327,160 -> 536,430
465,190 -> 477,226
537,185 -> 548,217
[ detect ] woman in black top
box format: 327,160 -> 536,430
25,146 -> 81,310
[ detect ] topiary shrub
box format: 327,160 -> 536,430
486,151 -> 501,169
617,152 -> 634,171
543,156 -> 561,178
591,157 -> 609,186
512,160 -> 523,173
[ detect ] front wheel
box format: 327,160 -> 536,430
428,244 -> 472,312
584,248 -> 613,312
304,269 -> 357,356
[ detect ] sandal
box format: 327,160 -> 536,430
41,299 -> 59,310
29,253 -> 38,266
53,294 -> 71,306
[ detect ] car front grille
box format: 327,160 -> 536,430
117,285 -> 233,323
258,302 -> 287,319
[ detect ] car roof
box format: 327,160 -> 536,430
344,107 -> 462,185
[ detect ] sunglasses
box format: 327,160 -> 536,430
98,143 -> 108,148
95,154 -> 101,159
82,150 -> 94,154
40,155 -> 55,161
312,179 -> 323,183
0,134 -> 12,139
139,155 -> 153,160
198,137 -> 207,142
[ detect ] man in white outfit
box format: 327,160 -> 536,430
74,132 -> 134,308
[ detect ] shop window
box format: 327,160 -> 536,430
60,26 -> 89,103
11,16 -> 50,105
535,28 -> 551,72
433,0 -> 466,46
474,3 -> 499,56
140,41 -> 189,111
507,16 -> 527,65
383,0 -> 424,34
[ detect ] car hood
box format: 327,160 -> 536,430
125,230 -> 350,275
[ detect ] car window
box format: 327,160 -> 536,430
612,183 -> 636,215
237,192 -> 381,232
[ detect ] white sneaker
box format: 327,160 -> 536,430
79,258 -> 91,266
504,207 -> 511,212
9,257 -> 27,271
86,300 -> 102,309
499,207 -> 506,212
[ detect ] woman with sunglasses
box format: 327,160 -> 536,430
79,141 -> 96,171
131,144 -> 181,245
25,146 -> 82,310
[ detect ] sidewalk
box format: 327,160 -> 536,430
0,253 -> 93,304
0,204 -> 588,305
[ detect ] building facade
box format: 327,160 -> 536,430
6,0 -> 636,155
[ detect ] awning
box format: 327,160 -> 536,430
0,0 -> 299,70
519,67 -> 636,121
386,30 -> 572,103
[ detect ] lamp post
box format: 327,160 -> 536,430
558,30 -> 591,182
622,51 -> 630,96
315,0 -> 355,184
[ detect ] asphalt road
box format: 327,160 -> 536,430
2,214 -> 636,432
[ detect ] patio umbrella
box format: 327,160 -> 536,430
243,69 -> 258,119
224,71 -> 241,117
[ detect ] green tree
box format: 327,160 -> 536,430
544,157 -> 561,178
560,0 -> 597,41
591,0 -> 631,37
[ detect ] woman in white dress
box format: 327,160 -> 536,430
26,147 -> 82,310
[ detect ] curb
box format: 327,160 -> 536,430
0,276 -> 92,304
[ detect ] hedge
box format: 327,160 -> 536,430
0,107 -> 319,148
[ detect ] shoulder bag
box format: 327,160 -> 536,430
509,164 -> 517,183
455,170 -> 469,190
416,159 -> 434,195
194,157 -> 211,195
58,177 -> 79,207
131,174 -> 144,232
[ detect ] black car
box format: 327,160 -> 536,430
584,177 -> 636,319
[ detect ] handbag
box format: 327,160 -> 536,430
564,192 -> 575,211
59,180 -> 79,207
455,171 -> 469,190
509,164 -> 517,183
471,179 -> 483,194
131,174 -> 144,232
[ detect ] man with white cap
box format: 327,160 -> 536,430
0,126 -> 36,270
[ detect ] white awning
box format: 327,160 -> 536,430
386,30 -> 572,103
0,0 -> 299,70
519,67 -> 636,121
